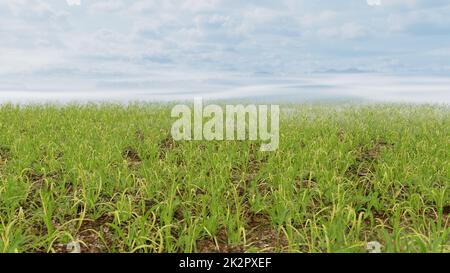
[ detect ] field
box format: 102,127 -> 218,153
0,103 -> 448,253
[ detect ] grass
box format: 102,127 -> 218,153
0,103 -> 448,253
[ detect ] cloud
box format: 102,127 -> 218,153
367,0 -> 381,6
67,0 -> 81,6
89,1 -> 124,13
1,0 -> 450,94
318,23 -> 367,40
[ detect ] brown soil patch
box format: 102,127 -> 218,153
256,180 -> 273,196
245,212 -> 288,251
294,173 -> 317,192
159,136 -> 177,150
196,212 -> 288,253
158,136 -> 178,160
443,205 -> 450,216
442,205 -> 450,217
74,214 -> 114,253
48,214 -> 113,253
122,147 -> 142,167
443,205 -> 450,226
337,129 -> 346,142
0,146 -> 10,164
357,139 -> 391,162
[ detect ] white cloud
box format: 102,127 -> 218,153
67,0 -> 81,6
89,1 -> 124,13
318,23 -> 367,40
1,0 -> 450,94
367,0 -> 381,6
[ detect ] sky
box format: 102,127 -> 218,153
1,0 -> 450,102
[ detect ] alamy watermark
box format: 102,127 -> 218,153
171,98 -> 279,151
